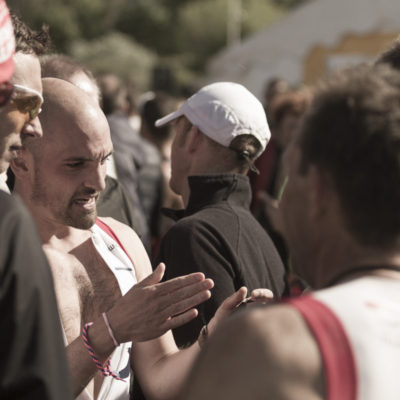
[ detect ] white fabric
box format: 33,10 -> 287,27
106,157 -> 118,180
155,82 -> 270,157
313,276 -> 400,400
0,172 -> 10,193
63,223 -> 137,400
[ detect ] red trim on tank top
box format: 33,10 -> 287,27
95,218 -> 135,268
288,296 -> 357,400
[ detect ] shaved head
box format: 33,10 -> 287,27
37,78 -> 108,149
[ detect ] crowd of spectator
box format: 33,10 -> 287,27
1,4 -> 400,400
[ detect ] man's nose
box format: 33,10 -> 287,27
84,165 -> 107,193
22,116 -> 43,138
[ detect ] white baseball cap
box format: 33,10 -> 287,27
155,82 -> 270,158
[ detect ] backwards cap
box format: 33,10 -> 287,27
155,82 -> 270,158
0,0 -> 14,83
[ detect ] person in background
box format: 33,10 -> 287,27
179,64 -> 400,400
97,73 -> 151,252
249,77 -> 289,212
257,88 -> 313,294
0,8 -> 72,398
375,35 -> 400,68
139,92 -> 184,256
154,82 -> 287,348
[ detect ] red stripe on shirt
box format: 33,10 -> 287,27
95,218 -> 136,269
288,295 -> 357,400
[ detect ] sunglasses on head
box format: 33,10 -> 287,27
0,82 -> 43,121
12,84 -> 44,121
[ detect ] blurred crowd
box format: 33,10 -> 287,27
1,3 -> 400,400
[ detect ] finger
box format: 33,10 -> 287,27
220,286 -> 248,311
162,289 -> 212,318
155,273 -> 213,296
136,263 -> 165,287
163,308 -> 199,331
161,278 -> 214,307
250,288 -> 274,301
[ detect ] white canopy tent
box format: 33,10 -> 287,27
206,0 -> 400,99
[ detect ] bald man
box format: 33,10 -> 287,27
11,78 -> 264,400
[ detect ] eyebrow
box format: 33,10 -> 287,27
63,151 -> 113,163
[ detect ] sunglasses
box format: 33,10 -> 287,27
11,84 -> 44,121
0,82 -> 43,121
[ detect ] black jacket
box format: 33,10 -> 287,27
156,174 -> 287,347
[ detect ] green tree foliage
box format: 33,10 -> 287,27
70,32 -> 156,90
116,2 -> 177,55
8,0 -> 291,91
272,0 -> 311,8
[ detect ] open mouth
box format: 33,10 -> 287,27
72,195 -> 98,210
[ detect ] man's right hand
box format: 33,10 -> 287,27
107,263 -> 214,343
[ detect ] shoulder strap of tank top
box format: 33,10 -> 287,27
95,218 -> 134,266
287,295 -> 357,400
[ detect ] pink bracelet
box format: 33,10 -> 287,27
81,322 -> 125,381
102,312 -> 119,347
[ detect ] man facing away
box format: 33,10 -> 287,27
0,4 -> 72,398
11,77 -> 270,400
179,64 -> 400,400
154,82 -> 287,347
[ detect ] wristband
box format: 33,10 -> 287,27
102,312 -> 119,347
82,322 -> 125,381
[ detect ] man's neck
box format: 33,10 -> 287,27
313,237 -> 400,289
21,202 -> 92,249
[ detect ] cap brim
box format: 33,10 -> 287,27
155,109 -> 184,127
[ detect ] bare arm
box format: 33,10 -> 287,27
101,218 -> 274,400
132,287 -> 258,400
60,218 -> 213,396
65,313 -> 116,396
178,305 -> 325,400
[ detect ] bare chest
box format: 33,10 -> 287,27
46,240 -> 122,343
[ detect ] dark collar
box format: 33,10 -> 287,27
162,174 -> 252,221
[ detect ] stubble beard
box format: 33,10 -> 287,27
31,170 -> 98,230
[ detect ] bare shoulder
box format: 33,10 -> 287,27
97,217 -> 152,282
98,216 -> 141,242
182,304 -> 324,400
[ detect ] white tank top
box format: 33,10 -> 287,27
64,219 -> 137,400
290,276 -> 400,400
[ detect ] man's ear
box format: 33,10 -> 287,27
10,148 -> 30,178
186,125 -> 203,153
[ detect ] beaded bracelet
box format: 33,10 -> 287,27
82,322 -> 125,381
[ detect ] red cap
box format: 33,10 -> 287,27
0,0 -> 14,83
